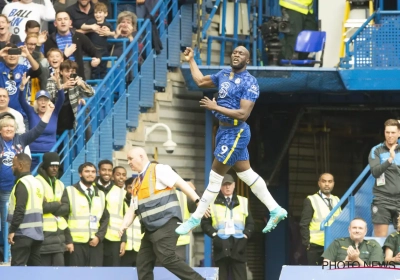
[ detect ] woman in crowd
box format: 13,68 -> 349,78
0,15 -> 21,50
113,11 -> 139,58
18,72 -> 64,170
0,97 -> 55,240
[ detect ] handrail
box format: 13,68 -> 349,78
320,164 -> 371,230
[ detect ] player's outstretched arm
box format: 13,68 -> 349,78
184,47 -> 216,88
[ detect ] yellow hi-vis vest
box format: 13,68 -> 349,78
279,0 -> 313,15
210,195 -> 248,239
36,175 -> 68,232
308,193 -> 341,246
105,185 -> 125,241
176,189 -> 190,246
66,186 -> 105,243
125,200 -> 142,252
7,175 -> 44,241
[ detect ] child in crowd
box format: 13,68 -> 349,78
47,48 -> 64,78
82,2 -> 115,79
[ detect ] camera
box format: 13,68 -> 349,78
163,139 -> 177,154
70,73 -> 78,79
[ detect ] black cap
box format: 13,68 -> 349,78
0,112 -> 15,120
222,174 -> 235,185
42,152 -> 60,169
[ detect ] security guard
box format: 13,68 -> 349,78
383,216 -> 400,264
300,173 -> 341,265
322,218 -> 383,264
7,153 -> 44,266
95,161 -> 127,266
279,0 -> 317,60
63,162 -> 109,266
201,174 -> 254,280
120,147 -> 204,280
36,152 -> 69,266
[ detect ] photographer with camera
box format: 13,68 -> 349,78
279,0 -> 317,61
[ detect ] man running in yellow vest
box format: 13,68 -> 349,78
37,152 -> 69,266
120,147 -> 206,280
201,173 -> 254,280
7,153 -> 44,266
62,162 -> 109,266
121,177 -> 142,267
94,160 -> 126,266
279,0 -> 317,60
299,173 -> 341,265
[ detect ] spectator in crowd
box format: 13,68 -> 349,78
120,147 -> 204,280
18,72 -> 64,170
66,0 -> 95,33
112,11 -> 138,58
94,160 -> 126,266
369,119 -> 400,237
0,15 -> 21,50
383,215 -> 400,264
46,48 -> 64,78
322,218 -> 384,264
62,162 -> 109,266
0,88 -> 25,134
121,176 -> 142,267
2,0 -> 55,42
7,153 -> 44,266
299,173 -> 341,265
46,59 -> 94,135
201,174 -> 254,280
0,101 -> 54,239
0,44 -> 42,122
44,11 -> 101,80
82,2 -> 114,79
36,152 -> 69,266
279,0 -> 317,60
53,0 -> 78,13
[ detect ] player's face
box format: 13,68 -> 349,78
230,47 -> 249,70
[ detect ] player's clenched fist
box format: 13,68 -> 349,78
183,47 -> 194,61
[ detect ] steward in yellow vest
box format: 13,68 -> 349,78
300,173 -> 341,265
94,161 -> 127,267
201,174 -> 254,280
7,153 -> 44,266
36,152 -> 69,266
62,162 -> 109,267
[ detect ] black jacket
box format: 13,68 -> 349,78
62,182 -> 109,244
201,191 -> 254,262
43,29 -> 101,80
39,166 -> 69,254
299,197 -> 314,247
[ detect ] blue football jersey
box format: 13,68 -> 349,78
210,68 -> 259,125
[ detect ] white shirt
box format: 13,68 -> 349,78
138,162 -> 178,191
7,108 -> 25,134
225,196 -> 232,201
97,178 -> 111,189
80,182 -> 94,197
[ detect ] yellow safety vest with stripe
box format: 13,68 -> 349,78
308,193 -> 341,246
66,186 -> 105,243
7,175 -> 44,241
133,163 -> 182,231
210,195 -> 248,239
124,200 -> 143,252
36,175 -> 68,232
176,189 -> 191,246
279,0 -> 313,15
105,185 -> 125,241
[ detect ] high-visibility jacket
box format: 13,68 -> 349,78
7,175 -> 44,241
308,193 -> 341,246
125,200 -> 143,252
133,163 -> 182,231
279,0 -> 313,15
176,189 -> 191,246
36,175 -> 68,232
66,186 -> 105,243
104,185 -> 125,241
210,195 -> 248,239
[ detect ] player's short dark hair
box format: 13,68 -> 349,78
78,162 -> 97,173
98,159 -> 113,169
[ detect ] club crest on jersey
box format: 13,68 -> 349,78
235,78 -> 241,84
218,82 -> 230,98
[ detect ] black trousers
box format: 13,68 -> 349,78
120,249 -> 138,267
41,252 -> 65,266
307,244 -> 324,265
11,236 -> 42,266
103,239 -> 121,267
215,258 -> 247,280
136,218 -> 204,280
65,241 -> 104,266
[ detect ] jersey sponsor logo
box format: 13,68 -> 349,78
2,151 -> 15,166
8,9 -> 33,34
5,80 -> 17,95
248,84 -> 259,95
218,82 -> 230,98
